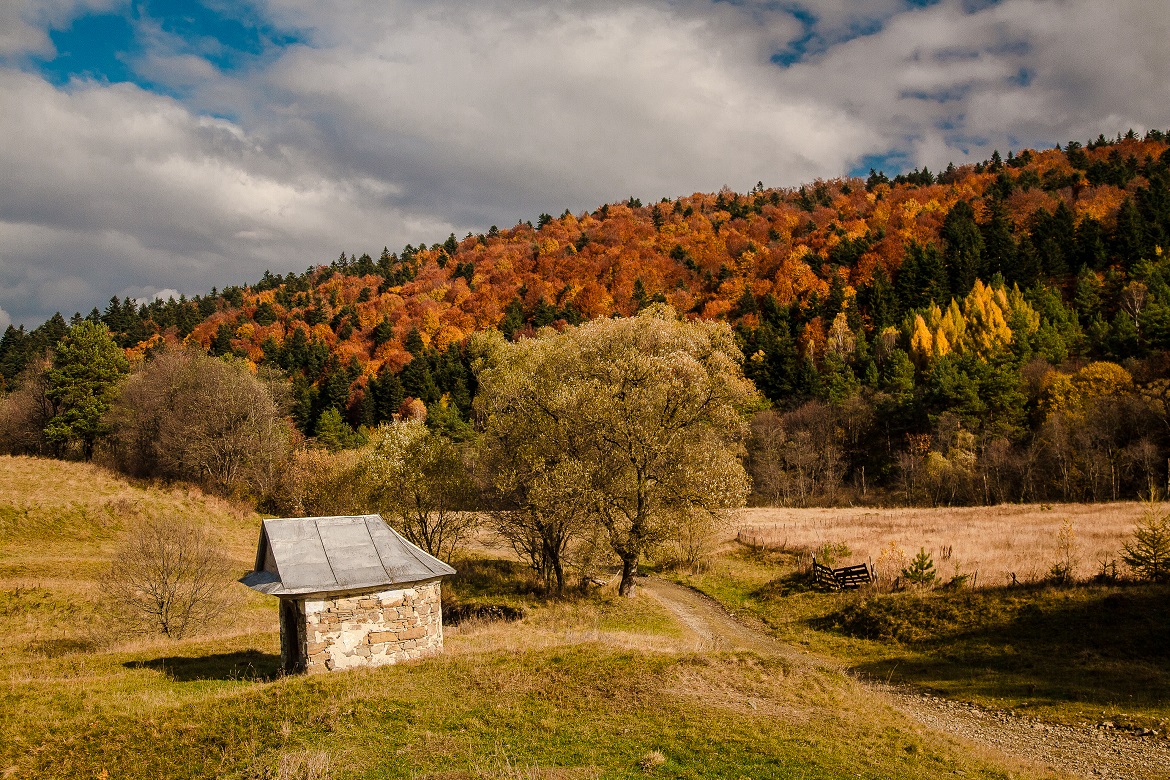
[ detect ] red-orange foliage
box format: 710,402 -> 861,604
166,137 -> 1170,389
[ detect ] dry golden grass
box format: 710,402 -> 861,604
0,454 -> 273,658
735,502 -> 1152,586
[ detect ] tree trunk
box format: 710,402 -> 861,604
552,554 -> 565,595
618,554 -> 638,597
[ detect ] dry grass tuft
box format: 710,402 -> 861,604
735,502 -> 1149,585
275,750 -> 332,780
637,751 -> 666,772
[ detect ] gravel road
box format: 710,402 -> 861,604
641,577 -> 1170,780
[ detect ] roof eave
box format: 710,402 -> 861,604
238,572 -> 447,598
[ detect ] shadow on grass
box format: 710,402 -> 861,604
824,585 -> 1170,712
447,557 -> 542,600
442,557 -> 545,625
126,649 -> 281,682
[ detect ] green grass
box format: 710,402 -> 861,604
5,640 -> 1026,780
0,457 -> 1056,778
672,543 -> 1170,731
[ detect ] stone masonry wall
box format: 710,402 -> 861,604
302,579 -> 443,673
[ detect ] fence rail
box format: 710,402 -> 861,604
811,557 -> 874,590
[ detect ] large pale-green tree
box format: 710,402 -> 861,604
475,305 -> 758,596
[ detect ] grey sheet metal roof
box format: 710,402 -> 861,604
239,514 -> 456,597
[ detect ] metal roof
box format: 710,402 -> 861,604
239,514 -> 456,597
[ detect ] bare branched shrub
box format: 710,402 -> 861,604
1049,518 -> 1080,584
101,515 -> 234,638
104,348 -> 294,500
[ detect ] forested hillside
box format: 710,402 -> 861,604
6,130 -> 1170,504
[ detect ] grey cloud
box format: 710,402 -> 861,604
2,0 -> 1169,326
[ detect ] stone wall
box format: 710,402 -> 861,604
296,579 -> 444,673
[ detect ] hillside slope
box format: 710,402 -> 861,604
6,132 -> 1170,501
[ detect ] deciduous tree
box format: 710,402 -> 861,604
475,305 -> 758,596
357,420 -> 477,563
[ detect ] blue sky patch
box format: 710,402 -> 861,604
40,12 -> 137,86
29,0 -> 304,91
849,152 -> 912,179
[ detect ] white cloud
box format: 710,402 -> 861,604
1,0 -> 1169,325
777,0 -> 1170,167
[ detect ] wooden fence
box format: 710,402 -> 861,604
811,556 -> 874,590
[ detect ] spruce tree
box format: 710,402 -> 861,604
44,321 -> 129,460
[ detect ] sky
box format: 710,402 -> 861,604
0,0 -> 1167,328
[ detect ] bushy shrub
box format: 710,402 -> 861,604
104,348 -> 294,500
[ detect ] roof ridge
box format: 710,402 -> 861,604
392,524 -> 456,576
241,514 -> 454,597
363,514 -> 393,578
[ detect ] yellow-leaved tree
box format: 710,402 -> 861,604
962,279 -> 1013,357
909,314 -> 934,366
474,305 -> 759,596
1041,361 -> 1135,418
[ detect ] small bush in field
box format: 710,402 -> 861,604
1122,509 -> 1170,583
817,541 -> 852,567
101,516 -> 233,638
1049,519 -> 1080,584
901,547 -> 937,587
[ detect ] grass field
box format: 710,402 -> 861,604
0,455 -> 1054,779
736,502 -> 1151,587
672,505 -> 1170,733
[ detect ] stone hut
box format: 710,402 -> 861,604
240,514 -> 455,674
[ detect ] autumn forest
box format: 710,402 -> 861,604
6,131 -> 1170,507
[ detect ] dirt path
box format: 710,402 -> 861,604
640,577 -> 1170,780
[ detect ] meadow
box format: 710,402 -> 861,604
1,455 -> 1159,778
678,505 -> 1170,732
736,502 -> 1150,587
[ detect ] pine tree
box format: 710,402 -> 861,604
981,198 -> 1016,279
941,201 -> 984,296
44,321 -> 129,460
1122,509 -> 1170,582
901,547 -> 937,586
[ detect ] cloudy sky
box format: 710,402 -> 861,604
0,0 -> 1167,327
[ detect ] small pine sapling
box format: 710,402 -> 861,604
1122,509 -> 1170,583
901,547 -> 937,587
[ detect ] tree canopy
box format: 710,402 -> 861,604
475,305 -> 759,595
